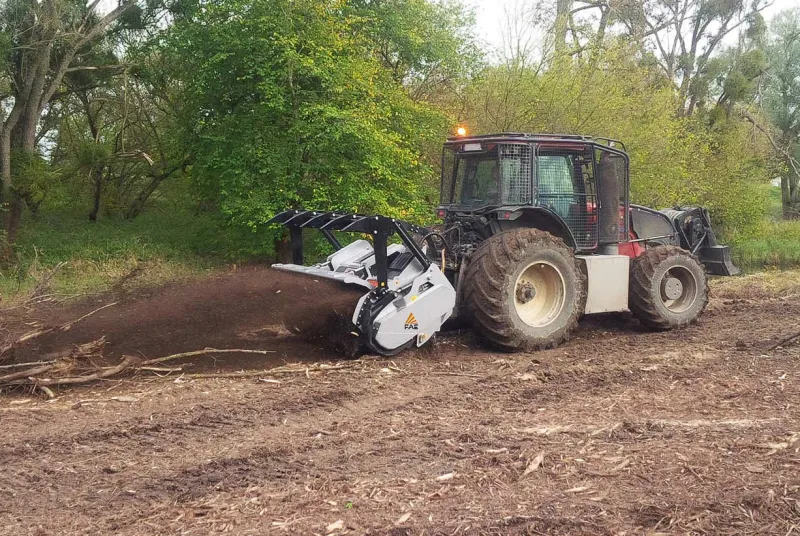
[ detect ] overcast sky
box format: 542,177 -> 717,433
463,0 -> 800,53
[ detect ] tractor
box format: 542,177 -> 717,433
269,133 -> 739,355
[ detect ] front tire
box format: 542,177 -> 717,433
629,245 -> 709,329
462,229 -> 585,352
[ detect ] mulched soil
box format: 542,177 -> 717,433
0,266 -> 799,535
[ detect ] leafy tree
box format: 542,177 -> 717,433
0,0 -> 139,258
53,65 -> 186,221
163,0 -> 469,256
761,9 -> 800,219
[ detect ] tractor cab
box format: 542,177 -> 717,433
439,133 -> 627,253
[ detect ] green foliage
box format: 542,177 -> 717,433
10,150 -> 57,208
162,0 -> 469,241
350,0 -> 481,98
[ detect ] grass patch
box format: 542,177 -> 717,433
731,219 -> 800,271
0,207 -> 267,303
712,268 -> 800,300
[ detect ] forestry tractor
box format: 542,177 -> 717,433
269,133 -> 739,355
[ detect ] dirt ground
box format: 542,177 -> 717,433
1,267 -> 799,535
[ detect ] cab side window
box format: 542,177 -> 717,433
537,155 -> 574,218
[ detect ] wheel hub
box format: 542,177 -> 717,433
658,266 -> 699,313
513,261 -> 566,328
516,281 -> 536,304
661,277 -> 683,300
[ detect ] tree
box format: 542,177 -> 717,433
761,9 -> 800,219
0,0 -> 137,257
53,57 -> 187,221
161,0 -> 472,257
530,0 -> 769,117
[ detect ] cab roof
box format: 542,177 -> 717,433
444,132 -> 626,152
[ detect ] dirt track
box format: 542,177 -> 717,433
1,268 -> 799,535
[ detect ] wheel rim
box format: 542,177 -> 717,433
659,265 -> 698,313
514,261 -> 566,328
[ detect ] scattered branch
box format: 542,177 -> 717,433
767,330 -> 800,351
138,348 -> 276,367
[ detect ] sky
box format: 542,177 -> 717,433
463,0 -> 800,53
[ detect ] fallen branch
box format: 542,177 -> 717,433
37,385 -> 56,399
184,361 -> 362,379
28,355 -> 139,386
767,330 -> 800,351
137,348 -> 276,367
61,302 -> 119,331
0,360 -> 57,370
0,363 -> 57,383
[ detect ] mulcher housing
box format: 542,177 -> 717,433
270,133 -> 739,355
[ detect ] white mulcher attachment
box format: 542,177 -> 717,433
269,210 -> 456,356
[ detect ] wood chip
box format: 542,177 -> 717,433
436,472 -> 455,481
565,485 -> 591,493
111,396 -> 139,403
326,519 -> 344,533
522,452 -> 545,477
395,512 -> 411,525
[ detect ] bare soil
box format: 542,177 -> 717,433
1,266 -> 799,535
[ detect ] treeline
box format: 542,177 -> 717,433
1,0 -> 799,263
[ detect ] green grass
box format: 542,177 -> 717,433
729,187 -> 800,271
731,219 -> 800,271
0,206 -> 268,302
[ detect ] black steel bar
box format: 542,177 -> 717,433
627,233 -> 675,244
392,220 -> 431,271
321,230 -> 342,250
267,209 -> 302,225
289,226 -> 303,265
373,231 -> 389,288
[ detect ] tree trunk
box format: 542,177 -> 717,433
553,0 -> 572,57
274,237 -> 291,263
89,167 -> 104,222
783,171 -> 800,219
125,166 -> 180,219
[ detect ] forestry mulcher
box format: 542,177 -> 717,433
270,133 -> 739,355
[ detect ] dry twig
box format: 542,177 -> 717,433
767,330 -> 800,352
138,348 -> 276,366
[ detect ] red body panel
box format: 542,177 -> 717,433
618,232 -> 645,258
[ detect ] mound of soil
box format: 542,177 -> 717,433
5,266 -> 367,371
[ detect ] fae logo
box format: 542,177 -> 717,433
404,312 -> 419,330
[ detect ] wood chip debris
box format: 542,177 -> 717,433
522,452 -> 545,477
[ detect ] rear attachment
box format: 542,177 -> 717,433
661,207 -> 740,276
268,210 -> 456,356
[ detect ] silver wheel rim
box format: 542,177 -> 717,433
514,261 -> 566,327
659,265 -> 698,313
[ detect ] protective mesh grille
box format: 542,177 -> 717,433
498,143 -> 532,204
535,146 -> 598,250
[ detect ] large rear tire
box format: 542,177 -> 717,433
462,229 -> 585,352
629,245 -> 709,329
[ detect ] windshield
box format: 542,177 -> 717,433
441,143 -> 532,208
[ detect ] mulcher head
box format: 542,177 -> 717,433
268,210 -> 457,356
